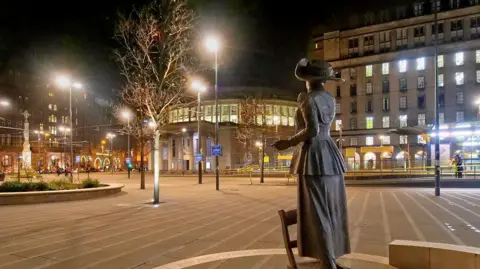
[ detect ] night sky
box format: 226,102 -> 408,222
0,0 -> 410,97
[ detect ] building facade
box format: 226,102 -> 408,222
150,87 -> 298,172
311,1 -> 480,169
0,66 -> 115,173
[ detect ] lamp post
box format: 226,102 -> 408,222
0,100 -> 9,108
256,140 -> 265,183
55,76 -> 82,181
433,0 -> 441,196
192,81 -> 206,184
205,36 -> 220,190
181,127 -> 187,175
107,133 -> 116,175
122,110 -> 132,179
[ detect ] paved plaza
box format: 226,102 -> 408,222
1,173 -> 480,268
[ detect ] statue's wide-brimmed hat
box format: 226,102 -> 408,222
295,58 -> 342,82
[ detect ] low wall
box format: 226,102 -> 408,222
0,184 -> 124,205
390,240 -> 480,269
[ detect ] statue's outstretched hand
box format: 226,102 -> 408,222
271,140 -> 290,151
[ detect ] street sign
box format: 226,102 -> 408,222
126,158 -> 131,164
212,145 -> 222,156
75,156 -> 81,163
195,154 -> 203,162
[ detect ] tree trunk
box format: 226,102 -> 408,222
153,130 -> 160,204
140,126 -> 145,190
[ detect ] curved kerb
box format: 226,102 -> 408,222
152,249 -> 389,269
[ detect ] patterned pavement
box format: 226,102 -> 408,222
1,174 -> 480,268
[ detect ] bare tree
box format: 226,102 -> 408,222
114,106 -> 154,189
115,0 -> 197,203
235,96 -> 268,175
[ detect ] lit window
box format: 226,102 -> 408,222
417,76 -> 425,89
381,136 -> 391,145
455,72 -> 464,85
399,115 -> 408,127
335,102 -> 341,114
438,74 -> 444,87
366,83 -> 373,95
49,92 -> 54,97
477,50 -> 480,63
418,135 -> 426,144
398,60 -> 407,73
366,136 -> 374,145
365,65 -> 373,77
366,117 -> 373,129
400,135 -> 408,144
416,57 -> 425,70
455,52 -> 464,66
400,96 -> 407,109
382,63 -> 389,75
335,120 -> 342,131
48,104 -> 52,110
438,55 -> 444,68
418,114 -> 426,125
350,138 -> 358,146
456,92 -> 464,104
382,116 -> 390,128
456,111 -> 464,122
439,113 -> 445,124
477,70 -> 480,83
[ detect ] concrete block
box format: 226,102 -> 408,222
429,245 -> 476,269
389,240 -> 430,269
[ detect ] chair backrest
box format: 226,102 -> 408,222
278,209 -> 298,249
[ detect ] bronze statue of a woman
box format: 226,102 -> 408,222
272,58 -> 350,269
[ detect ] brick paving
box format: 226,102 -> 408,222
1,173 -> 480,268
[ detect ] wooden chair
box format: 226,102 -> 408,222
278,209 -> 298,269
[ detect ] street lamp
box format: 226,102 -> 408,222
107,133 -> 116,175
55,75 -> 83,181
0,100 -> 9,107
205,35 -> 221,190
122,110 -> 132,179
191,80 -> 207,184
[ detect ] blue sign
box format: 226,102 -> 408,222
75,156 -> 81,163
126,158 -> 131,164
212,145 -> 222,156
195,154 -> 203,162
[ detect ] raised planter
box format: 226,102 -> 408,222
0,183 -> 124,205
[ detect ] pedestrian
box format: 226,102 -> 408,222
272,58 -> 350,269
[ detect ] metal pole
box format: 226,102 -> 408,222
380,136 -> 383,180
198,92 -> 202,184
38,134 -> 41,173
214,50 -> 219,191
434,2 -> 441,196
111,137 -> 114,176
127,117 -> 131,179
260,133 -> 265,184
69,87 -> 74,182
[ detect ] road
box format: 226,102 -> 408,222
1,173 -> 480,268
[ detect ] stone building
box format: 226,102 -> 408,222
148,87 -> 298,172
311,1 -> 480,169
